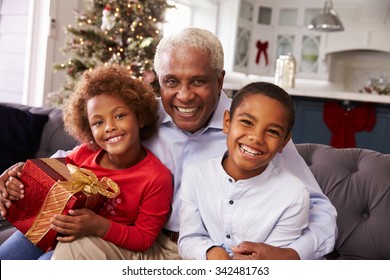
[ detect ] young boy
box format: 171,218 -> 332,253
178,82 -> 310,260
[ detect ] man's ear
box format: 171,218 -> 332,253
223,110 -> 230,135
217,70 -> 225,91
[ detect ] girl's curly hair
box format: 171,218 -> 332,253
63,65 -> 159,151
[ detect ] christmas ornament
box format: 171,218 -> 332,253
101,5 -> 115,31
49,0 -> 173,107
255,40 -> 269,66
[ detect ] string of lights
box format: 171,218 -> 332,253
48,0 -> 173,106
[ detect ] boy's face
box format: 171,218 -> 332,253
87,94 -> 143,168
223,94 -> 291,180
158,47 -> 224,133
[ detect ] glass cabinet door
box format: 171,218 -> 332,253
278,8 -> 298,26
300,35 -> 320,73
239,0 -> 254,22
234,27 -> 251,69
258,6 -> 272,25
276,34 -> 295,57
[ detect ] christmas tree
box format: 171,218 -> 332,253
47,0 -> 173,107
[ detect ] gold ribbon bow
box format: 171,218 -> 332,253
25,162 -> 120,246
67,164 -> 120,198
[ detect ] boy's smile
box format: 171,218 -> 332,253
222,94 -> 291,181
239,143 -> 263,157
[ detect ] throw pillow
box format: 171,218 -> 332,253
0,104 -> 49,174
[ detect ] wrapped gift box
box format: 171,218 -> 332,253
6,158 -> 118,252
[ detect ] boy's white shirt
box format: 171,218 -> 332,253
178,155 -> 311,260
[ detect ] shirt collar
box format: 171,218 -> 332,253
159,90 -> 231,131
218,151 -> 277,185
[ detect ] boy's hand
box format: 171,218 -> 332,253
206,246 -> 231,260
50,208 -> 110,242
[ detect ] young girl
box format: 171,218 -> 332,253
1,65 -> 173,260
178,82 -> 310,260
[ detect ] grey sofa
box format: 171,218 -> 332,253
0,102 -> 79,159
0,103 -> 389,259
295,143 -> 390,260
0,102 -> 79,243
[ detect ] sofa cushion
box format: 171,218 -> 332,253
0,104 -> 48,173
1,103 -> 80,159
296,143 -> 390,260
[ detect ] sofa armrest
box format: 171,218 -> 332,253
296,143 -> 390,259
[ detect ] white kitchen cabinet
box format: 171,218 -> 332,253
274,2 -> 329,79
324,1 -> 390,54
218,0 -> 328,79
249,1 -> 275,75
217,0 -> 389,82
217,0 -> 275,75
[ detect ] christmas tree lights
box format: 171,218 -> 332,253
47,0 -> 173,107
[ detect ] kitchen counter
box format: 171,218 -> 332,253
224,72 -> 390,104
225,86 -> 390,105
223,72 -> 390,105
287,88 -> 390,105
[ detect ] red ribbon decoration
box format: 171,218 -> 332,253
323,101 -> 376,148
256,40 -> 269,66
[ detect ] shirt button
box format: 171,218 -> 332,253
226,234 -> 231,239
228,178 -> 233,182
229,200 -> 234,205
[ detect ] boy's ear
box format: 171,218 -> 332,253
223,110 -> 230,135
278,132 -> 292,153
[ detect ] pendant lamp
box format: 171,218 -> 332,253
307,0 -> 344,32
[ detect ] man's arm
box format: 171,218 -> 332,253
0,162 -> 25,216
232,242 -> 300,260
275,140 -> 337,259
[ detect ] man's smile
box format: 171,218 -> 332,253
175,106 -> 199,115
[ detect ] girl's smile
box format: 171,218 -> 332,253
87,94 -> 145,170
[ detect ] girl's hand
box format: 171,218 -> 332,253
50,208 -> 110,242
